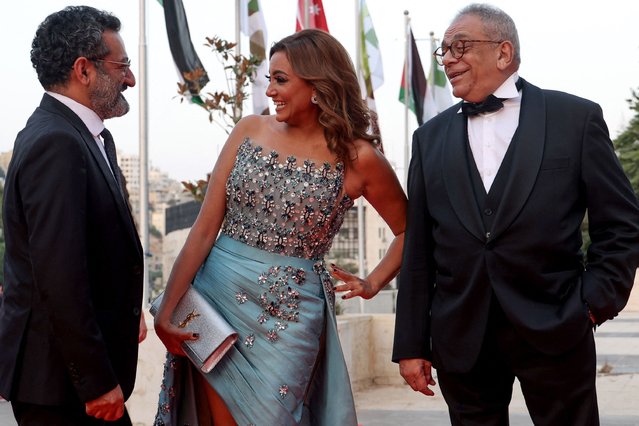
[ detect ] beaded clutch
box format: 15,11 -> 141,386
150,286 -> 238,373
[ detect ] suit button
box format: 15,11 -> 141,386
132,264 -> 142,276
133,307 -> 141,316
483,208 -> 493,216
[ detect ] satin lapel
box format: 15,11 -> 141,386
490,80 -> 545,240
41,95 -> 142,256
442,111 -> 485,241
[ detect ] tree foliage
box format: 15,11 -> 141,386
613,88 -> 639,198
177,36 -> 262,199
181,174 -> 210,203
177,36 -> 262,133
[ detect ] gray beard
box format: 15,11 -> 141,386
90,70 -> 130,119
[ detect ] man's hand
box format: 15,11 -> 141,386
85,385 -> 125,421
399,358 -> 436,396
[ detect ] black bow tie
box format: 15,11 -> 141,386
461,95 -> 505,116
461,78 -> 523,117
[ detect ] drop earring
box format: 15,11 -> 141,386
311,95 -> 318,105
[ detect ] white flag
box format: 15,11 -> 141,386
359,0 -> 384,145
423,36 -> 453,122
240,0 -> 270,115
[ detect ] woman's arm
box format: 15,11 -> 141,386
154,117 -> 258,354
332,141 -> 407,300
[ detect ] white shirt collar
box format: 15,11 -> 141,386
493,72 -> 520,100
46,91 -> 105,137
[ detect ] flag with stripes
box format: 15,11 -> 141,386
240,0 -> 270,115
398,28 -> 427,126
158,0 -> 209,104
423,36 -> 454,121
359,0 -> 383,149
296,0 -> 329,32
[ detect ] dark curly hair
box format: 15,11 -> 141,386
31,6 -> 121,89
270,29 -> 380,164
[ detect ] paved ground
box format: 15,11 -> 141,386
355,311 -> 639,426
2,288 -> 638,425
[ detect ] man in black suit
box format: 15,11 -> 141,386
393,4 -> 639,425
0,6 -> 145,425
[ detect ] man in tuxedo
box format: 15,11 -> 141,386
393,4 -> 639,425
0,6 -> 145,425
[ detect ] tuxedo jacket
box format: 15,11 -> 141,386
393,79 -> 639,373
0,94 -> 144,404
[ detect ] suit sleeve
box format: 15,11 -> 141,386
392,132 -> 436,362
580,104 -> 639,323
20,130 -> 118,402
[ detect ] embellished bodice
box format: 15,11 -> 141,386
221,138 -> 354,260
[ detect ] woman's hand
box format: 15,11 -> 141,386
153,314 -> 199,356
330,263 -> 383,300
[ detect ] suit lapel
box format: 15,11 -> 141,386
489,79 -> 545,240
41,95 -> 142,256
442,109 -> 486,242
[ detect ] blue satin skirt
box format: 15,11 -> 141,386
154,235 -> 357,426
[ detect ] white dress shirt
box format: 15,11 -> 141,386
465,73 -> 522,192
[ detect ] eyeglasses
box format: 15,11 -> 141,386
91,58 -> 132,73
433,40 -> 502,66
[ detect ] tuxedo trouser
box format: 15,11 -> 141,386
11,400 -> 132,426
437,296 -> 599,426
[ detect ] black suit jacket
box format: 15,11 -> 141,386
0,94 -> 144,404
393,79 -> 639,373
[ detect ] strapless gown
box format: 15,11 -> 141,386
154,138 -> 357,426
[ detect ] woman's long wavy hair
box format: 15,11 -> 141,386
269,29 -> 380,164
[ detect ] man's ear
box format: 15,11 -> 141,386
72,57 -> 92,85
496,41 -> 515,71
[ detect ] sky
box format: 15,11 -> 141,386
1,0 -> 638,183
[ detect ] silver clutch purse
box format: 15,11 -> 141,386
150,286 -> 238,373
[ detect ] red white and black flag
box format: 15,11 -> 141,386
398,28 -> 427,126
159,0 -> 209,103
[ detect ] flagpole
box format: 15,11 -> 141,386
355,0 -> 365,314
304,0 -> 310,28
430,31 -> 439,99
235,0 -> 241,54
403,11 -> 410,189
235,0 -> 243,121
138,0 -> 150,305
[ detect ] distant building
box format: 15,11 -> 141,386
118,150 -> 192,298
118,151 -> 189,224
327,200 -> 397,315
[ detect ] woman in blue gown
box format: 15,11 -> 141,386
154,29 -> 407,426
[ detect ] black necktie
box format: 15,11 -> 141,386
100,128 -> 125,196
461,78 -> 523,117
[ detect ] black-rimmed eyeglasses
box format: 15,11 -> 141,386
433,40 -> 502,66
